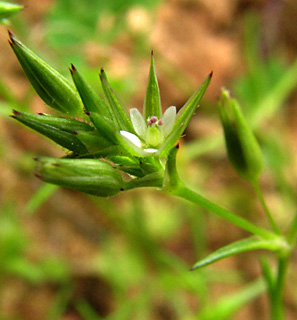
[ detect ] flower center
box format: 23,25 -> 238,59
146,116 -> 163,147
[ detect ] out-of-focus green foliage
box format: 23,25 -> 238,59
0,1 -> 23,24
46,0 -> 161,47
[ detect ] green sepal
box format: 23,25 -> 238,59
191,236 -> 287,270
35,157 -> 124,197
218,89 -> 263,182
157,72 -> 212,156
11,110 -> 88,154
70,65 -> 112,120
87,112 -> 119,144
110,156 -> 145,177
74,130 -> 118,156
14,111 -> 94,133
9,33 -> 83,115
0,2 -> 23,21
124,170 -> 164,191
143,52 -> 162,120
99,68 -> 134,132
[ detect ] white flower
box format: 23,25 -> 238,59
120,106 -> 176,156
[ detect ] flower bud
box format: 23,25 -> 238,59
11,110 -> 88,154
35,158 -> 124,197
9,32 -> 83,115
218,89 -> 263,182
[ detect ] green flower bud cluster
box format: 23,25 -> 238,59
9,32 -> 211,196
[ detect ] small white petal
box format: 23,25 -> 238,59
162,106 -> 176,137
130,108 -> 147,139
120,131 -> 142,148
143,148 -> 158,155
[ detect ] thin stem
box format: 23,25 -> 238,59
271,257 -> 289,320
167,183 -> 277,240
252,179 -> 281,234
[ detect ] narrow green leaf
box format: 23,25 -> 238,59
25,184 -> 58,216
0,2 -> 23,20
11,110 -> 88,154
143,52 -> 162,120
157,72 -> 212,156
9,33 -> 83,115
70,65 -> 112,120
99,68 -> 134,132
199,278 -> 266,320
191,236 -> 287,270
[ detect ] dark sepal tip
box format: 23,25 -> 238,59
12,109 -> 20,115
33,157 -> 39,161
34,173 -> 43,179
7,29 -> 14,39
69,64 -> 76,74
209,71 -> 213,78
175,143 -> 180,149
38,112 -> 45,115
73,131 -> 78,135
9,115 -> 16,119
84,110 -> 91,116
100,67 -> 104,73
151,50 -> 154,56
8,30 -> 18,45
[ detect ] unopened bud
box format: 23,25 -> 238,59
35,158 -> 124,197
9,33 -> 83,115
218,89 -> 263,182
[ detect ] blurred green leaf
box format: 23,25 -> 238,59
0,1 -> 23,22
192,236 -> 287,270
199,279 -> 266,320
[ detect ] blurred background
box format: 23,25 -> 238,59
0,0 -> 297,319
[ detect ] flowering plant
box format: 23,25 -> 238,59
9,32 -> 211,196
9,31 -> 297,320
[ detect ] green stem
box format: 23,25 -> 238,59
167,183 -> 276,240
164,146 -> 277,240
271,257 -> 288,320
252,179 -> 281,234
269,213 -> 297,320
